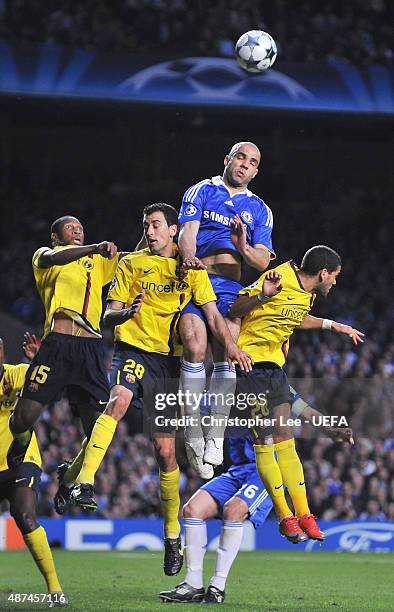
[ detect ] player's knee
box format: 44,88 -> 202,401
182,499 -> 204,519
104,387 -> 131,421
10,508 -> 39,535
179,322 -> 207,363
182,337 -> 206,363
223,498 -> 248,522
153,438 -> 177,471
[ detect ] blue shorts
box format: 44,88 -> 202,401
181,275 -> 243,320
201,462 -> 273,528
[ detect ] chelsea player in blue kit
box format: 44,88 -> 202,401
177,142 -> 275,475
160,391 -> 354,604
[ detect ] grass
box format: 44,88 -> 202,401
0,550 -> 393,611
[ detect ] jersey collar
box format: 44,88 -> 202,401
289,260 -> 307,291
211,175 -> 253,197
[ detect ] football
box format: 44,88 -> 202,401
235,30 -> 277,73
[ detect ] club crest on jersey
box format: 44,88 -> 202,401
83,260 -> 95,271
184,203 -> 197,216
241,211 -> 253,224
125,373 -> 136,384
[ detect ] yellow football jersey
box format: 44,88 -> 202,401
33,246 -> 119,337
237,260 -> 315,366
0,363 -> 41,472
107,247 -> 216,355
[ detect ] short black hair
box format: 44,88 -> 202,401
143,203 -> 178,228
300,245 -> 341,276
51,216 -> 79,236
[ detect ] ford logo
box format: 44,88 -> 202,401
305,522 -> 394,553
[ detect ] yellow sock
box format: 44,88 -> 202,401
160,467 -> 181,539
24,526 -> 62,593
75,414 -> 117,485
275,438 -> 310,517
64,438 -> 88,486
254,444 -> 292,521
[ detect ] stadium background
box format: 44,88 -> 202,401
0,0 -> 393,541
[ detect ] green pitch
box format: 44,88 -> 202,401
0,550 -> 393,611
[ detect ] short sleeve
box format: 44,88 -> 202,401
32,247 -> 51,268
239,275 -> 265,297
189,270 -> 217,306
178,181 -> 208,224
107,258 -> 134,303
252,201 -> 275,258
101,253 -> 120,285
8,364 -> 29,392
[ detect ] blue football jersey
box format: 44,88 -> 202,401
178,176 -> 275,260
228,436 -> 256,466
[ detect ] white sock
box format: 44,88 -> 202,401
180,359 -> 206,441
184,518 -> 207,589
206,362 -> 236,440
210,520 -> 244,591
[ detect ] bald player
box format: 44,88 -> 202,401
177,142 -> 275,472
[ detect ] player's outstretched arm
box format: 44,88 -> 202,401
230,214 -> 271,271
37,241 -> 118,268
103,293 -> 145,328
201,301 -> 253,371
229,271 -> 282,319
299,315 -> 364,345
290,386 -> 354,445
178,221 -> 207,272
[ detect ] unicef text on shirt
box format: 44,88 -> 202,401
141,280 -> 189,293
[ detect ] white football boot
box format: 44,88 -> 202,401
184,436 -> 214,479
203,438 -> 224,467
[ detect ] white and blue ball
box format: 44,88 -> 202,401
235,30 -> 277,73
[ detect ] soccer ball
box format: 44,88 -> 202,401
235,30 -> 277,73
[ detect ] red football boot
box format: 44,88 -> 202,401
279,516 -> 309,544
298,514 -> 325,541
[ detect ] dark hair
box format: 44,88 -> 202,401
300,245 -> 341,276
51,216 -> 79,236
143,203 -> 178,228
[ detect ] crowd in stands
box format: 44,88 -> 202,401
0,182 -> 393,523
1,0 -> 392,66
